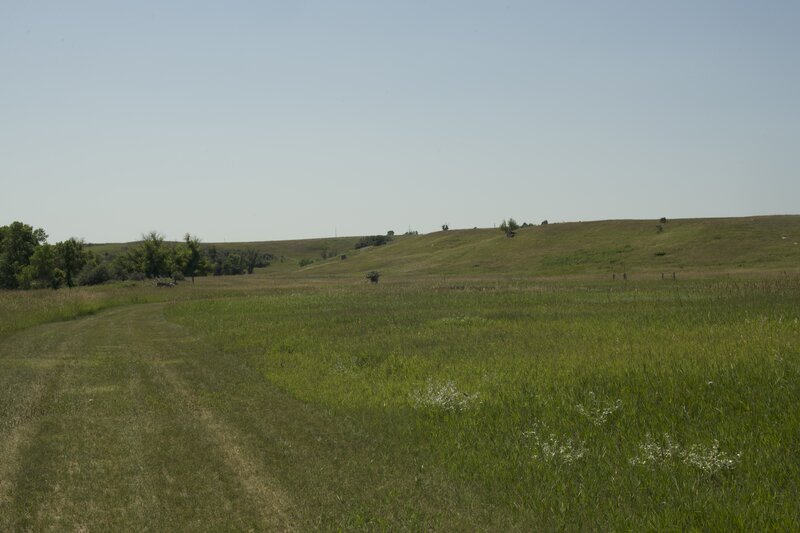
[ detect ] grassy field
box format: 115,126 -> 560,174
2,216 -> 800,530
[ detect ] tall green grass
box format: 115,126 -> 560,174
167,278 -> 800,529
0,274 -> 311,341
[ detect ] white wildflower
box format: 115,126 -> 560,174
629,433 -> 681,466
575,392 -> 622,426
682,441 -> 741,474
630,433 -> 740,474
522,424 -> 587,465
411,380 -> 480,411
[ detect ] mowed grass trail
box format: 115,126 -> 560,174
0,303 -> 483,531
0,305 -> 293,530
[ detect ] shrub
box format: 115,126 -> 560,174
77,263 -> 112,286
541,220 -> 549,225
499,218 -> 519,237
299,258 -> 314,267
355,235 -> 392,249
366,271 -> 380,283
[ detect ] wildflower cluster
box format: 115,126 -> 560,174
522,424 -> 587,465
575,392 -> 622,426
435,316 -> 489,327
411,380 -> 481,411
630,433 -> 741,474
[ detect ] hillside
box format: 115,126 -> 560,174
290,216 -> 800,279
85,216 -> 800,279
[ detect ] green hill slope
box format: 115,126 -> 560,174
291,216 -> 800,278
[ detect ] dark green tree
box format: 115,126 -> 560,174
0,221 -> 48,289
55,238 -> 92,287
17,244 -> 64,289
181,233 -> 208,282
128,231 -> 171,278
243,247 -> 260,274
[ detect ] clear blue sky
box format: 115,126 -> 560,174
2,1 -> 798,243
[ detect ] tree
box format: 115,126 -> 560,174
181,233 -> 207,282
243,247 -> 260,274
128,231 -> 171,278
0,221 -> 48,289
17,244 -> 63,289
499,218 -> 519,237
54,238 -> 92,287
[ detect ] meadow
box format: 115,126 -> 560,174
1,217 -> 799,530
164,276 -> 800,529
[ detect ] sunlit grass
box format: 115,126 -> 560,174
166,277 -> 800,529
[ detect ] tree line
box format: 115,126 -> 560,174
0,222 -> 271,290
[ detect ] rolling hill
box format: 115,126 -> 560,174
87,216 -> 800,279
288,215 -> 800,279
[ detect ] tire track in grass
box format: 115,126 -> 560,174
135,305 -> 295,531
0,379 -> 46,510
0,316 -> 102,528
0,305 -> 294,530
156,364 -> 295,530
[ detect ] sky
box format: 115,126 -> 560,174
1,1 -> 798,243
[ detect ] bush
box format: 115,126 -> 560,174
499,218 -> 519,237
78,263 -> 112,286
299,258 -> 314,267
541,220 -> 549,225
171,270 -> 185,281
355,235 -> 392,249
366,271 -> 380,283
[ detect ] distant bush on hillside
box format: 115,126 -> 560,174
499,218 -> 519,237
355,235 -> 392,249
541,220 -> 549,225
299,258 -> 314,267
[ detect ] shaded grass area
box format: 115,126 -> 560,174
166,278 -> 800,529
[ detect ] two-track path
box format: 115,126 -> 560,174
0,304 -> 294,531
